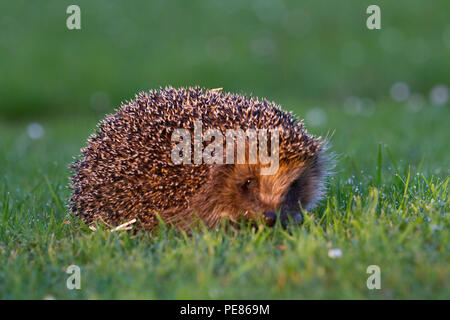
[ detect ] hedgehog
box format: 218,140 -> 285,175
69,87 -> 330,231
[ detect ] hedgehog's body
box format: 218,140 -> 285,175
69,87 -> 329,231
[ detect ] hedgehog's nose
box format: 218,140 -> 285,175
264,211 -> 277,227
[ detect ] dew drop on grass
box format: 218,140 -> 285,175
306,107 -> 327,127
328,248 -> 343,259
27,123 -> 45,140
429,84 -> 449,105
390,82 -> 410,102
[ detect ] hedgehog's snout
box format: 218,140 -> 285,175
263,210 -> 277,227
263,210 -> 303,227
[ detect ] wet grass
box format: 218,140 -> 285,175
0,102 -> 448,299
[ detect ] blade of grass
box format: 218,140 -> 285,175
400,166 -> 411,210
44,175 -> 65,213
384,145 -> 399,175
1,193 -> 9,227
376,143 -> 382,186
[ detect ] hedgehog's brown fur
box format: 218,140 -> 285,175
69,87 -> 329,231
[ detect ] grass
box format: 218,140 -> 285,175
0,101 -> 448,299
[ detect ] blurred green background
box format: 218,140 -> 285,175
1,0 -> 449,119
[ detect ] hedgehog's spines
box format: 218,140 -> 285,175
69,87 -> 323,229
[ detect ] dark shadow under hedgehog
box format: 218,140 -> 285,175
69,87 -> 331,231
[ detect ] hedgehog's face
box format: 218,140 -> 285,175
217,157 -> 324,227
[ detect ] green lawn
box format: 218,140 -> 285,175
0,101 -> 448,299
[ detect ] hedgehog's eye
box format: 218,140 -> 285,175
241,178 -> 255,191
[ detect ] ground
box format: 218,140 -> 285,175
0,102 -> 448,299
